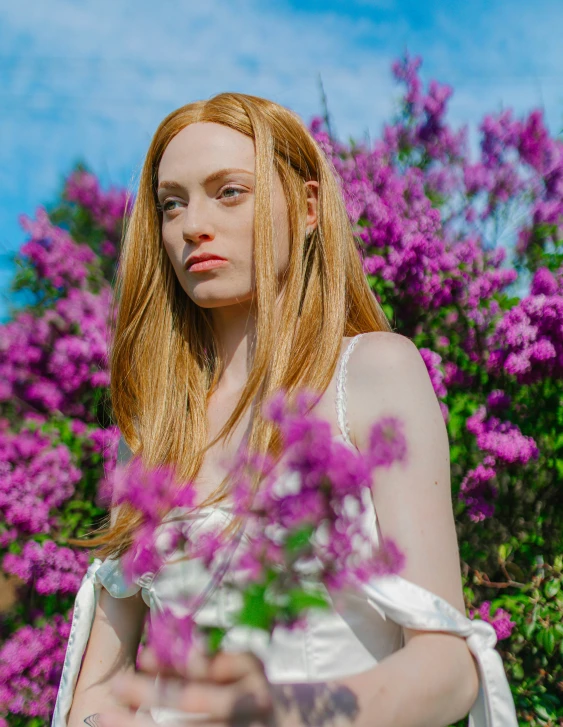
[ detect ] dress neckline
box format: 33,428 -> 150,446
192,431 -> 357,513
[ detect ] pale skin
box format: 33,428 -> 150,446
68,122 -> 480,727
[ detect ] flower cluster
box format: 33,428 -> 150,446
18,207 -> 97,291
64,169 -> 133,238
487,266 -> 563,384
469,601 -> 516,641
111,456 -> 196,582
0,427 -> 81,541
0,615 -> 71,719
459,405 -> 539,521
112,389 -> 407,667
0,286 -> 112,419
3,541 -> 89,595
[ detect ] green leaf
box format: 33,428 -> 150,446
284,524 -> 315,555
544,628 -> 556,656
382,303 -> 394,320
236,584 -> 276,632
544,580 -> 561,599
498,543 -> 512,562
287,589 -> 330,613
534,703 -> 553,721
511,662 -> 525,681
205,626 -> 227,655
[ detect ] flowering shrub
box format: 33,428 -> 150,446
0,54 -> 562,725
0,287 -> 112,419
0,615 -> 71,721
0,426 -> 83,544
3,542 -> 89,596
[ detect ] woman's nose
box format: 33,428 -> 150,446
182,199 -> 215,242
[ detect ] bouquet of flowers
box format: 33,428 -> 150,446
109,388 -> 408,671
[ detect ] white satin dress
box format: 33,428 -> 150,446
51,334 -> 518,727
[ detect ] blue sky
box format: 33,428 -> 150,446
1,0 -> 562,320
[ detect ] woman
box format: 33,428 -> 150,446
53,92 -> 507,727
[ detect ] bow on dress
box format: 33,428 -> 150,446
360,575 -> 518,727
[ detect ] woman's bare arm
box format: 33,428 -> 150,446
343,331 -> 480,724
68,433 -> 147,727
67,585 -> 148,727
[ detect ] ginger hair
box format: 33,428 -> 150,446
88,92 -> 391,559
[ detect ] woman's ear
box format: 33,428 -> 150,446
304,180 -> 319,235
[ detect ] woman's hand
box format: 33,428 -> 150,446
99,645 -> 277,727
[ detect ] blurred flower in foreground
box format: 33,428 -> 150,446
109,387 -> 408,669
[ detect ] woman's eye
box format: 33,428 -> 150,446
158,187 -> 245,213
160,199 -> 183,213
220,186 -> 245,201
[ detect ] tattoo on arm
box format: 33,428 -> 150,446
229,682 -> 358,727
271,683 -> 359,727
84,715 -> 102,727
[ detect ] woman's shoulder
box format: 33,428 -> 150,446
348,331 -> 424,395
352,331 -> 419,364
347,332 -> 441,449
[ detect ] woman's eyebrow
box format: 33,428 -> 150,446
158,167 -> 254,192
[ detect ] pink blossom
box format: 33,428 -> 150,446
64,169 -> 133,236
3,540 -> 89,595
19,207 -> 97,290
0,615 -> 71,718
469,601 -> 516,641
0,428 -> 81,535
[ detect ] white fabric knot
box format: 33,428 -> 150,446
360,574 -> 518,727
136,571 -> 156,589
467,618 -> 498,654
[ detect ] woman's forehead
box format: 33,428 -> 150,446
159,122 -> 255,180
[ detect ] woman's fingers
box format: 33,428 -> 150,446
209,651 -> 267,684
112,672 -> 186,711
139,645 -> 266,686
99,707 -> 157,727
139,643 -> 212,680
170,681 -> 272,723
111,670 -> 272,722
137,646 -> 161,673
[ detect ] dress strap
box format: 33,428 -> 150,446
335,334 -> 365,447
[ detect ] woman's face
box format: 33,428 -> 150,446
157,122 -> 296,311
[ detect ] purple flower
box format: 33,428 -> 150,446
65,170 -> 132,235
367,416 -> 407,469
19,207 -> 97,290
0,615 -> 71,718
3,540 -> 89,595
466,406 -> 539,465
470,601 -> 516,641
0,285 -> 113,419
0,428 -> 81,536
147,609 -> 198,672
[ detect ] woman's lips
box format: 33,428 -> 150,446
187,258 -> 228,272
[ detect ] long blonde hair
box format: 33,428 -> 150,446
92,92 -> 391,559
